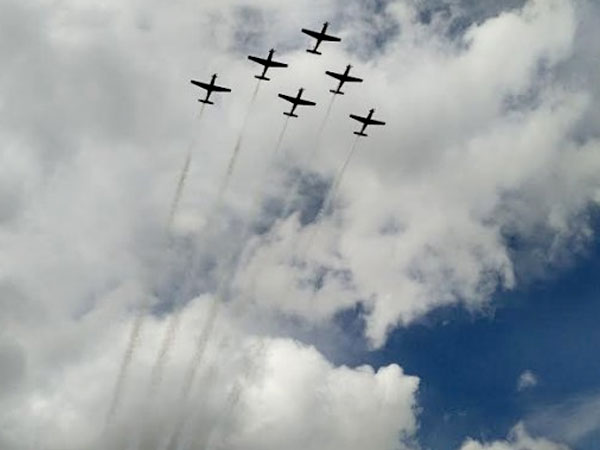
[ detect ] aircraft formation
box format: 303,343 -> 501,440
190,21 -> 386,136
105,22 -> 387,446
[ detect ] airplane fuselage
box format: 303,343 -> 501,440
302,21 -> 341,55
278,87 -> 316,118
248,49 -> 287,81
190,73 -> 231,105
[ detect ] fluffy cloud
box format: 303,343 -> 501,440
0,298 -> 419,450
233,0 -> 600,345
517,370 -> 538,391
1,0 -> 599,448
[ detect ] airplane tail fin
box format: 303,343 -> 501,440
199,99 -> 214,105
306,49 -> 322,55
255,75 -> 270,81
330,89 -> 344,95
284,112 -> 298,118
354,131 -> 367,137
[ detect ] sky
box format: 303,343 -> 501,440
1,0 -> 600,449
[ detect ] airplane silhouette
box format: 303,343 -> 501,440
248,49 -> 288,81
349,109 -> 386,136
190,74 -> 231,105
278,88 -> 316,117
325,64 -> 363,95
301,22 -> 341,55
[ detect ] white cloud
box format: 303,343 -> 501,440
460,423 -> 570,450
525,393 -> 600,446
0,298 -> 420,450
0,0 -> 599,448
518,370 -> 538,391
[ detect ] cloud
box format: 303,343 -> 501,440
233,0 -> 600,346
0,0 -> 599,448
460,423 -> 570,450
0,298 -> 420,450
526,393 -> 600,446
517,370 -> 538,391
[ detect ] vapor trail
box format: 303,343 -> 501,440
203,339 -> 267,450
182,117 -> 290,392
105,306 -> 146,425
167,103 -> 206,229
162,281 -> 224,450
302,134 -> 361,253
316,93 -> 336,140
105,103 -> 209,426
215,80 -> 262,207
147,81 -> 263,397
326,134 -> 361,207
274,115 -> 291,156
164,116 -> 295,450
146,309 -> 182,394
281,93 -> 336,218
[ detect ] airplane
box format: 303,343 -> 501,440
349,109 -> 386,136
248,49 -> 288,81
325,64 -> 363,95
278,88 -> 316,117
301,22 -> 341,55
190,74 -> 231,105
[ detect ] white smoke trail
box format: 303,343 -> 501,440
273,115 -> 291,156
301,134 -> 361,255
105,305 -> 146,425
103,103 -> 207,435
164,116 -> 294,450
316,93 -> 336,142
167,103 -> 206,229
281,93 -> 336,218
147,81 -> 263,397
202,339 -> 267,450
215,80 -> 262,206
147,309 -> 182,394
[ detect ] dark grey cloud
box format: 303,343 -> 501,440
417,0 -> 527,36
0,338 -> 27,398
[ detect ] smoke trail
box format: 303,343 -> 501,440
203,339 -> 267,450
281,93 -> 336,218
164,117 -> 294,450
215,80 -> 262,207
301,134 -> 361,254
167,103 -> 206,229
147,81 -> 263,398
146,309 -> 183,394
105,306 -> 146,425
316,93 -> 336,142
162,288 -> 222,450
105,103 -> 209,426
326,134 -> 361,208
273,115 -> 291,156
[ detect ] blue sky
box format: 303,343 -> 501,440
359,213 -> 600,449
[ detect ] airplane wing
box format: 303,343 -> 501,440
248,55 -> 268,66
190,80 -> 211,90
296,97 -> 316,106
278,93 -> 297,103
349,113 -> 368,124
211,84 -> 231,93
321,33 -> 341,42
325,70 -> 344,81
367,118 -> 385,126
301,28 -> 322,40
345,74 -> 363,83
269,60 -> 288,68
